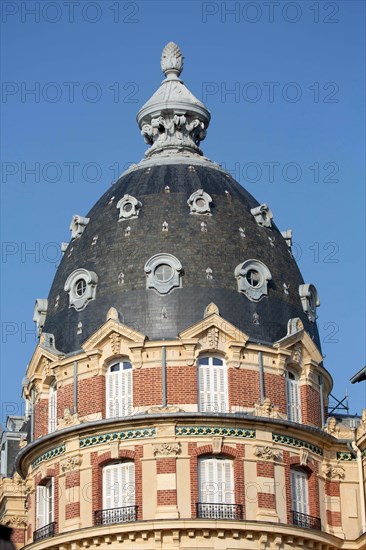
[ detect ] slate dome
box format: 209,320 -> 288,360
41,43 -> 321,353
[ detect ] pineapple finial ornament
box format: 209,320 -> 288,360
160,42 -> 184,79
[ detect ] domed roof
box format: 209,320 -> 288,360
41,43 -> 321,353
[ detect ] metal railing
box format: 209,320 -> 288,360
196,502 -> 243,520
33,522 -> 56,542
94,505 -> 137,525
292,510 -> 321,530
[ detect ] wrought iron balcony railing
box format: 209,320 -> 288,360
292,510 -> 321,530
196,502 -> 243,520
33,522 -> 56,542
94,505 -> 137,525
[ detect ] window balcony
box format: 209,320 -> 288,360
33,522 -> 56,542
292,510 -> 321,530
94,505 -> 138,525
196,502 -> 243,520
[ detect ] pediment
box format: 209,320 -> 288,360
179,313 -> 249,346
82,318 -> 146,352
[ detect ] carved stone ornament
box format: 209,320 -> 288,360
254,398 -> 286,420
291,343 -> 303,365
109,332 -> 122,354
33,298 -> 48,336
106,307 -> 119,321
137,43 -> 210,159
207,327 -> 219,349
287,317 -> 304,336
299,283 -> 320,322
70,214 -> 90,239
204,302 -> 219,317
300,448 -> 309,466
281,229 -> 293,248
235,259 -> 272,302
19,434 -> 28,449
60,455 -> 82,473
58,407 -> 81,429
147,405 -> 184,415
254,446 -> 282,461
250,204 -> 273,228
3,515 -> 27,529
361,409 -> 366,431
212,436 -> 223,454
153,442 -> 181,457
187,189 -> 212,215
324,416 -> 339,436
116,194 -> 142,220
323,464 -> 345,480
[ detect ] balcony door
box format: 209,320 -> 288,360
103,462 -> 135,510
291,468 -> 309,515
36,479 -> 54,529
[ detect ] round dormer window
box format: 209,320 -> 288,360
154,264 -> 173,283
235,259 -> 272,302
75,279 -> 87,297
246,269 -> 262,288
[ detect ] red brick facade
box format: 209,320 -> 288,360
229,368 -> 260,408
166,365 -> 197,404
157,489 -> 177,506
300,384 -> 322,427
65,502 -> 80,519
264,372 -> 287,415
157,458 -> 176,474
258,492 -> 276,509
78,375 -> 105,418
34,398 -> 48,439
133,368 -> 162,407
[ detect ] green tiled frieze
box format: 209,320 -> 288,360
79,427 -> 156,448
175,426 -> 256,438
337,451 -> 356,461
272,433 -> 323,456
32,445 -> 66,469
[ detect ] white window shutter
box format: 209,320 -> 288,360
287,375 -> 302,423
107,371 -> 119,418
36,485 -> 46,528
121,462 -> 135,505
103,465 -> 113,509
47,479 -> 54,524
291,469 -> 309,515
48,384 -> 57,433
218,367 -> 227,412
198,365 -> 208,412
223,460 -> 234,504
121,369 -> 132,416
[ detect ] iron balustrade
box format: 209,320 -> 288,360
94,505 -> 137,525
196,502 -> 243,520
33,522 -> 56,542
292,510 -> 321,530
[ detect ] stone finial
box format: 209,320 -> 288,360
161,42 -> 184,79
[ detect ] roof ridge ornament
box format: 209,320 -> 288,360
137,42 -> 211,160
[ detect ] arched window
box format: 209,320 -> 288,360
286,369 -> 301,423
106,361 -> 133,418
35,479 -> 54,537
198,356 -> 228,413
48,381 -> 57,434
98,462 -> 136,524
198,457 -> 238,519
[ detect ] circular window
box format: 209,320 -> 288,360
123,202 -> 133,213
195,197 -> 206,208
246,269 -> 262,287
74,279 -> 87,297
155,264 -> 173,282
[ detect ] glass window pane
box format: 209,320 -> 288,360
199,357 -> 209,365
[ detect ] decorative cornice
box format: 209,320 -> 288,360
153,442 -> 181,457
176,426 -> 255,439
79,427 -> 156,448
272,433 -> 323,456
32,444 -> 66,469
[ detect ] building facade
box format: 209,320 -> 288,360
1,42 -> 366,550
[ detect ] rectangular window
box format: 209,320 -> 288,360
199,457 -> 234,504
291,469 -> 309,515
103,462 -> 135,510
36,479 -> 54,529
286,372 -> 301,423
107,363 -> 133,418
198,357 -> 228,413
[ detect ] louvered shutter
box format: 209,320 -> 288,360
223,460 -> 234,504
287,375 -> 302,423
47,479 -> 54,524
48,384 -> 57,433
291,469 -> 309,515
103,465 -> 113,509
36,485 -> 46,528
122,367 -> 133,416
199,458 -> 215,503
121,462 -> 135,505
198,364 -> 209,412
107,368 -> 120,418
218,366 -> 227,412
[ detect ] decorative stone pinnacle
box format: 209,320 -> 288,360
161,42 -> 184,79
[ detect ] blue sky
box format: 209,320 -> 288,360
1,0 -> 365,422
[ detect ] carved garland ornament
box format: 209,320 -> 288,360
153,442 -> 181,457
254,446 -> 282,461
323,464 -> 345,479
60,455 -> 82,473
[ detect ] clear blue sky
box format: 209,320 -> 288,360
1,0 -> 365,422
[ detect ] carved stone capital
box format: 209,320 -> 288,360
3,515 -> 27,529
153,442 -> 181,457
